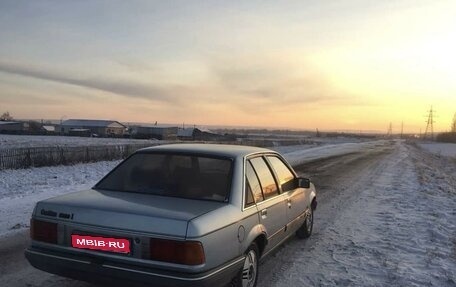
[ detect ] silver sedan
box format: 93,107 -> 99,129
25,144 -> 317,287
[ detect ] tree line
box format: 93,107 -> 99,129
436,113 -> 456,143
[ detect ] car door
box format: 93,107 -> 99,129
265,155 -> 307,230
247,156 -> 288,252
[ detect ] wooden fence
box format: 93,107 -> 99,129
0,139 -> 310,170
0,143 -> 155,170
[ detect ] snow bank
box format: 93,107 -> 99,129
418,142 -> 456,158
282,140 -> 390,166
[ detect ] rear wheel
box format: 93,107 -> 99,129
232,243 -> 259,287
296,208 -> 313,239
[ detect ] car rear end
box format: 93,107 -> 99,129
25,149 -> 243,286
26,193 -> 244,286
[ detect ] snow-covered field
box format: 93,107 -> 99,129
0,160 -> 120,239
0,134 -> 160,150
0,134 -> 371,150
1,139 -> 455,286
418,142 -> 456,158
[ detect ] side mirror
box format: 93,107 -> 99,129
297,177 -> 311,188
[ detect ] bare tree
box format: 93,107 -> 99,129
28,120 -> 42,132
0,111 -> 13,121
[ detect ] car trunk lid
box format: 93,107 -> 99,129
34,189 -> 225,237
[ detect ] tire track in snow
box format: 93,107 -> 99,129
257,143 -> 395,286
259,141 -> 456,287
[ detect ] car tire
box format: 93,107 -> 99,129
232,243 -> 259,287
296,208 -> 313,239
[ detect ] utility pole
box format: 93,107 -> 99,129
424,106 -> 435,140
400,121 -> 404,139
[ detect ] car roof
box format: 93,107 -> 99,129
137,143 -> 275,158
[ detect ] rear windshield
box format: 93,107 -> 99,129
95,153 -> 233,202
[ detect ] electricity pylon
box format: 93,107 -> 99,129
387,122 -> 393,138
424,106 -> 435,140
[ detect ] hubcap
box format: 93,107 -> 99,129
242,249 -> 257,287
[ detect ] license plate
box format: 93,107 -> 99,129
71,234 -> 130,254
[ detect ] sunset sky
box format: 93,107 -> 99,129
0,0 -> 455,133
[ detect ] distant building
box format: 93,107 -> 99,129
177,127 -> 223,141
177,127 -> 196,139
0,121 -> 25,134
61,119 -> 126,137
128,125 -> 178,140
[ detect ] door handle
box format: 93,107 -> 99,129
260,209 -> 268,218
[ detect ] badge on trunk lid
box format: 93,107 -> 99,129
71,234 -> 130,254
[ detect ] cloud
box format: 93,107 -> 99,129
0,57 -> 371,125
208,54 -> 354,113
0,61 -> 180,103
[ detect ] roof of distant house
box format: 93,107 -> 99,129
61,119 -> 126,128
177,127 -> 218,137
42,125 -> 55,132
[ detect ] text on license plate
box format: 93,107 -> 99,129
71,234 -> 130,254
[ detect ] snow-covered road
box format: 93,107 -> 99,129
0,140 -> 455,286
259,142 -> 456,287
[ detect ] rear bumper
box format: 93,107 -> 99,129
25,247 -> 244,287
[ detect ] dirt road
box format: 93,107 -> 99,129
258,141 -> 456,287
1,141 -> 455,286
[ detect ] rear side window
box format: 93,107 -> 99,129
249,157 -> 279,199
245,161 -> 264,204
96,153 -> 232,202
244,178 -> 255,207
266,156 -> 296,192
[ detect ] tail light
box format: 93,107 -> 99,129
149,238 -> 205,265
30,219 -> 58,244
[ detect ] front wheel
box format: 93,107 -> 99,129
296,208 -> 313,239
232,243 -> 259,287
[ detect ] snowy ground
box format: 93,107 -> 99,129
0,160 -> 120,239
0,134 -> 372,150
0,140 -> 455,286
418,142 -> 456,158
279,140 -> 389,166
0,134 -> 160,150
258,141 -> 456,287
